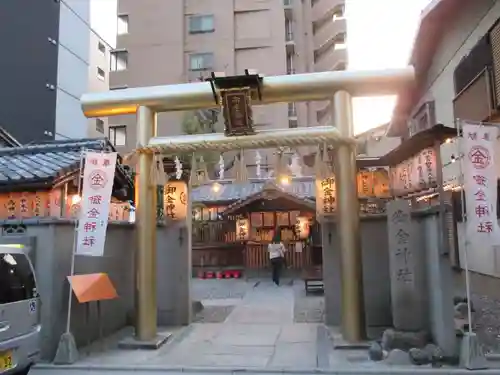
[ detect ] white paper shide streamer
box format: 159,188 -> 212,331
462,123 -> 500,272
218,155 -> 225,180
255,151 -> 262,178
76,151 -> 117,257
174,156 -> 183,180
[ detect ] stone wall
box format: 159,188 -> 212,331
0,218 -> 191,361
321,207 -> 456,353
321,215 -> 392,329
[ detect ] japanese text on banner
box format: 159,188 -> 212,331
76,151 -> 117,256
315,177 -> 336,219
462,123 -> 500,246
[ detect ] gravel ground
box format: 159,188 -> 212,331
293,284 -> 325,323
471,292 -> 500,354
455,271 -> 500,354
193,305 -> 235,323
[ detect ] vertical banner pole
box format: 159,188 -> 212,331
456,119 -> 473,336
65,148 -> 85,334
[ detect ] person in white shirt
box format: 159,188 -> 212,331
268,234 -> 286,286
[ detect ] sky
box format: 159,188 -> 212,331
346,0 -> 432,135
90,0 -> 117,48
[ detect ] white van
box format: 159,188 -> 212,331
0,245 -> 41,375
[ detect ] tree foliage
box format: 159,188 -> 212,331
181,111 -> 226,174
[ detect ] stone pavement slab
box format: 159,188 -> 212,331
270,342 -> 318,368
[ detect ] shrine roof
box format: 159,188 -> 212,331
221,180 -> 316,215
191,177 -> 315,203
0,138 -> 133,198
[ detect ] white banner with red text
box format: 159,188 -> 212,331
462,123 -> 500,258
76,151 -> 117,256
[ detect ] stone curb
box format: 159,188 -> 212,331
33,363 -> 500,374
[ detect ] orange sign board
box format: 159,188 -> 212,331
67,273 -> 118,303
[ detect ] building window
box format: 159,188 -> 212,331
189,15 -> 214,34
289,119 -> 298,128
332,5 -> 345,21
334,33 -> 347,50
189,53 -> 214,71
110,85 -> 128,90
98,41 -> 106,54
110,50 -> 128,71
97,67 -> 105,80
96,119 -> 104,133
109,125 -> 126,146
117,14 -> 129,35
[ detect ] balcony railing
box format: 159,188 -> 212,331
284,0 -> 292,5
285,32 -> 294,42
286,68 -> 295,74
288,103 -> 297,117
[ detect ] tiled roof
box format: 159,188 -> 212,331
0,138 -> 133,193
191,177 -> 316,203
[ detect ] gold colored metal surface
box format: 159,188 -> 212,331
81,67 -> 415,118
147,126 -> 353,153
135,106 -> 158,341
333,91 -> 366,342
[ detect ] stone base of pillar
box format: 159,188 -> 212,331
329,327 -> 370,350
118,332 -> 171,350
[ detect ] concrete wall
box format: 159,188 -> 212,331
321,215 -> 392,329
0,219 -> 190,361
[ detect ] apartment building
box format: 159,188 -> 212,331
0,0 -> 115,144
108,0 -> 347,165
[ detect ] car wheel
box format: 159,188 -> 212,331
15,366 -> 31,375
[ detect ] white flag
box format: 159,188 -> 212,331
76,151 -> 118,256
462,123 -> 500,250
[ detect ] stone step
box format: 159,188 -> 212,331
32,363 -> 500,375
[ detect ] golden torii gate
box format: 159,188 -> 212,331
81,67 -> 414,345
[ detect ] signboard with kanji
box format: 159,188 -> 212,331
315,176 -> 336,219
235,218 -> 249,241
221,88 -> 255,136
163,181 -> 188,221
76,151 -> 117,257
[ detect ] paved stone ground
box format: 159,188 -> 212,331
34,278 -> 468,373
293,283 -> 325,323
